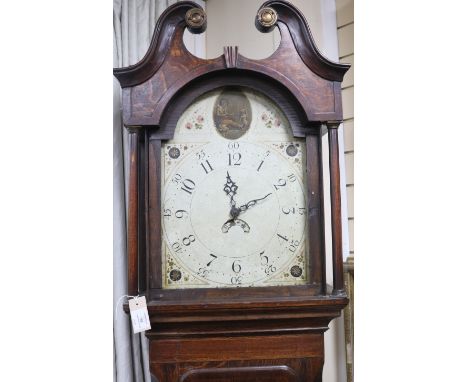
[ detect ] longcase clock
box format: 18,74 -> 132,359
114,1 -> 350,381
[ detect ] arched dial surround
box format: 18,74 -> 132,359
161,88 -> 308,288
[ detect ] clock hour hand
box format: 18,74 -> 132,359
223,171 -> 238,207
238,193 -> 272,212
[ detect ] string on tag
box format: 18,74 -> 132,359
114,294 -> 151,333
114,294 -> 138,319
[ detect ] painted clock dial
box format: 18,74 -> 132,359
161,88 -> 308,288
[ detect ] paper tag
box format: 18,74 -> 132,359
129,296 -> 151,333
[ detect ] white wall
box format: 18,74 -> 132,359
204,1 -> 348,381
336,0 -> 354,261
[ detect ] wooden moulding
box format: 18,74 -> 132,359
151,357 -> 325,382
116,0 -> 350,319
113,1 -> 350,127
153,73 -> 313,141
126,129 -> 140,296
150,333 -> 323,362
123,286 -> 347,325
305,133 -> 326,294
115,2 -> 352,380
147,138 -> 162,289
327,125 -> 345,294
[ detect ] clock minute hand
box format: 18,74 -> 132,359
238,193 -> 272,212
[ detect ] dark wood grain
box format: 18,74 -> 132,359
180,365 -> 299,382
155,74 -> 311,141
145,283 -> 325,307
127,129 -> 139,296
151,333 -> 322,362
125,289 -> 347,326
113,1 -> 204,88
327,125 -> 345,294
148,139 -> 162,289
113,1 -> 350,127
144,131 -> 151,290
138,131 -> 148,293
306,133 -> 326,294
114,1 -> 351,380
146,316 -> 336,339
257,0 -> 349,81
152,358 -> 324,382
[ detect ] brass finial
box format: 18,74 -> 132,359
257,7 -> 278,29
185,7 -> 207,33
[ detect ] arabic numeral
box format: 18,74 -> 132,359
273,178 -> 286,190
171,173 -> 182,184
282,207 -> 306,215
172,235 -> 195,251
171,242 -> 182,253
180,178 -> 196,194
200,160 -> 214,174
172,174 -> 196,194
274,174 -> 297,190
196,149 -> 206,160
264,264 -> 277,276
277,233 -> 288,241
197,268 -> 208,278
207,253 -> 218,267
182,235 -> 196,246
232,260 -> 241,273
228,142 -> 239,150
165,209 -> 188,218
231,276 -> 242,285
277,234 -> 300,252
175,209 -> 188,218
288,173 -> 297,182
289,240 -> 300,252
228,153 -> 241,166
257,160 -> 265,172
259,251 -> 276,275
257,151 -> 271,172
259,251 -> 268,266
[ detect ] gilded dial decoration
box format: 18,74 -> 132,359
161,88 -> 308,288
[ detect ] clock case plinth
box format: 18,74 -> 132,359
115,1 -> 350,381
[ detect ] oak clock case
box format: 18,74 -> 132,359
114,1 -> 350,381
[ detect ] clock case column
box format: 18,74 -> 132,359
114,1 -> 350,381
